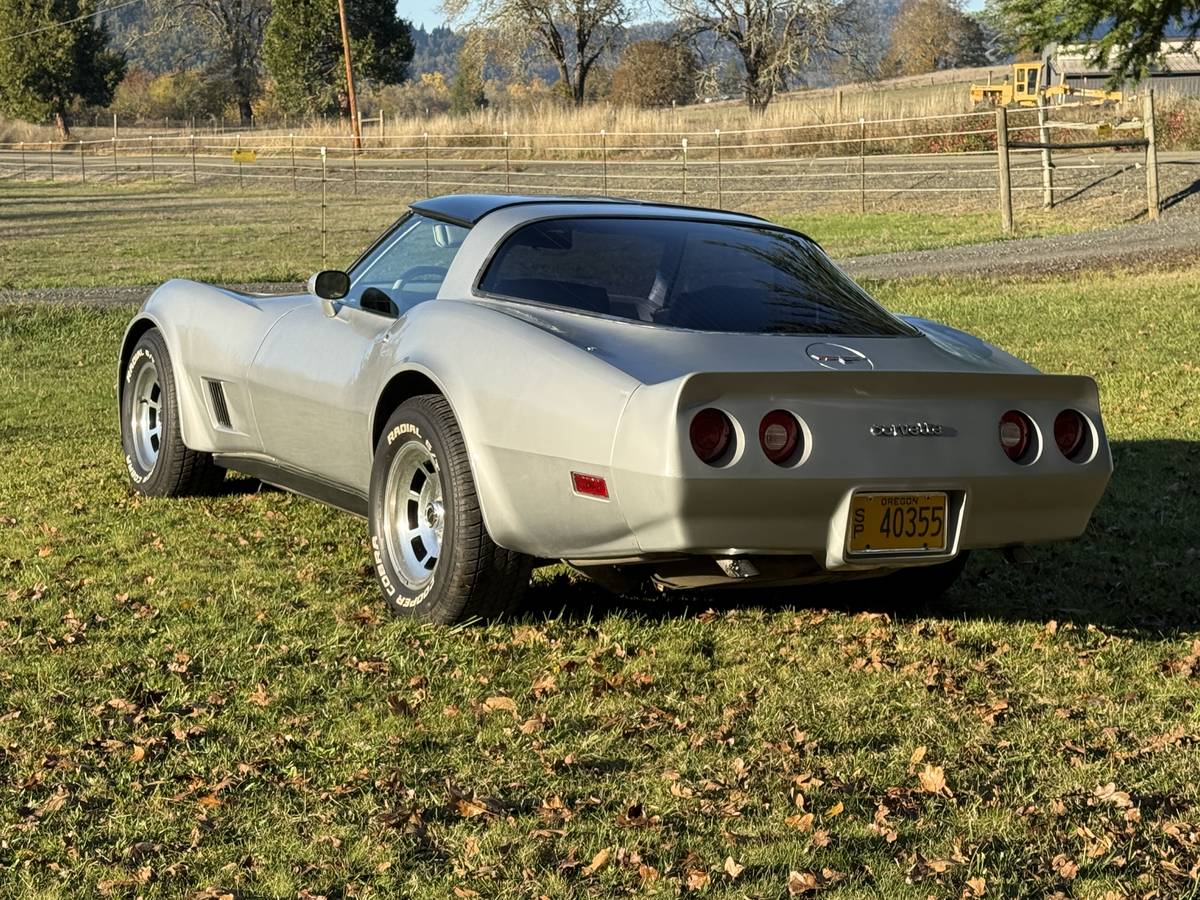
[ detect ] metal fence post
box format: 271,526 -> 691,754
148,135 -> 155,182
1144,88 -> 1160,221
503,131 -> 510,193
423,132 -> 430,194
995,107 -> 1013,233
19,142 -> 26,181
79,140 -> 85,183
715,129 -> 721,208
290,133 -> 297,191
48,142 -> 54,182
859,116 -> 866,214
601,129 -> 607,194
681,137 -> 687,201
1035,93 -> 1054,209
190,134 -> 197,185
320,147 -> 328,267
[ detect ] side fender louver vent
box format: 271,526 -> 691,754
207,379 -> 232,428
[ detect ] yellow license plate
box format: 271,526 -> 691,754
847,492 -> 948,554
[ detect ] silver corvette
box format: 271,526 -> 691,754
118,195 -> 1113,622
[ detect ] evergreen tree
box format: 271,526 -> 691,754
0,0 -> 126,139
264,0 -> 414,117
450,33 -> 488,114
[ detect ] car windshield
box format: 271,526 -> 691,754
478,217 -> 917,336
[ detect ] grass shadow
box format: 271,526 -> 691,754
524,440 -> 1198,637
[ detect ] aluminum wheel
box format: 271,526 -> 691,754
382,441 -> 445,589
128,356 -> 162,473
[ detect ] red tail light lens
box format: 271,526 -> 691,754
690,408 -> 732,464
998,410 -> 1032,462
759,409 -> 800,465
1054,409 -> 1087,460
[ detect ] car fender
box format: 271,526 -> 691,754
368,300 -> 644,558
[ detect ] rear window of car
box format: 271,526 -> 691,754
477,217 -> 916,336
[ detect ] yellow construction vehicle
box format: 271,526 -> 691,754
970,62 -> 1123,107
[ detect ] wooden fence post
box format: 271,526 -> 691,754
291,133 -> 297,191
190,134 -> 197,185
503,131 -> 510,193
351,138 -> 358,196
112,136 -> 118,183
995,107 -> 1013,233
48,142 -> 54,182
148,135 -> 155,182
237,134 -> 244,189
715,129 -> 722,208
20,142 -> 26,181
79,140 -> 85,183
681,137 -> 688,201
601,130 -> 607,194
1144,88 -> 1160,221
1038,92 -> 1054,209
423,132 -> 430,195
858,116 -> 866,214
320,147 -> 328,268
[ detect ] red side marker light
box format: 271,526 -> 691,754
571,472 -> 609,499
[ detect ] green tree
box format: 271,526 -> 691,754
264,0 -> 414,117
0,0 -> 126,139
450,32 -> 488,114
992,0 -> 1199,79
610,40 -> 698,107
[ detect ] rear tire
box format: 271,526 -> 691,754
368,395 -> 532,624
120,328 -> 224,496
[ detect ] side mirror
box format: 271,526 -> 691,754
308,270 -> 350,300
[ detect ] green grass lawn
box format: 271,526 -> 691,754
0,182 -> 1106,289
1,268 -> 1198,897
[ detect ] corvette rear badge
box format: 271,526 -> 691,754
870,422 -> 946,437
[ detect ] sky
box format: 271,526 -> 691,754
401,0 -> 988,34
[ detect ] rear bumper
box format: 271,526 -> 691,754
609,469 -> 1108,570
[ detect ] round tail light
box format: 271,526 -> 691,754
690,408 -> 732,465
759,410 -> 800,465
1054,409 -> 1087,460
998,410 -> 1032,462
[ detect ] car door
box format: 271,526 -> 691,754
246,214 -> 468,491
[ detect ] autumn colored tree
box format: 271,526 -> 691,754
0,0 -> 125,139
609,39 -> 698,107
882,0 -> 990,76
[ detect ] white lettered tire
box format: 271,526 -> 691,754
368,395 -> 532,623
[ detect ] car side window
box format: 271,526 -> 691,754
348,214 -> 468,314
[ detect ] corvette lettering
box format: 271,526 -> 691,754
870,422 -> 946,437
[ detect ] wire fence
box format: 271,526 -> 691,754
0,102 -> 1163,229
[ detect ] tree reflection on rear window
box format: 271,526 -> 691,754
478,217 -> 918,336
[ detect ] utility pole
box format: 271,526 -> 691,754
337,0 -> 362,150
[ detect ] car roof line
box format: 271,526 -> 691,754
409,194 -> 770,228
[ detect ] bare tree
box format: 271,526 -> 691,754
667,0 -> 862,111
152,0 -> 270,125
442,0 -> 632,106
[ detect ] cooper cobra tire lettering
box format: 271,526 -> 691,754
367,394 -> 532,623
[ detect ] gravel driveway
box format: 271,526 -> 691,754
840,207 -> 1200,281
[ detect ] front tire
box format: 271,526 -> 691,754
368,395 -> 532,623
120,328 -> 223,496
